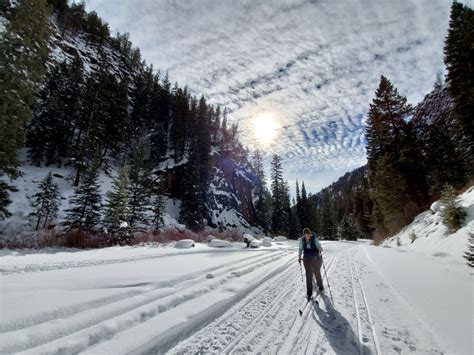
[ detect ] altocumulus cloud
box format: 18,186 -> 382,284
85,0 -> 472,193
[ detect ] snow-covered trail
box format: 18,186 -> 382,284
169,241 -> 468,355
0,240 -> 470,354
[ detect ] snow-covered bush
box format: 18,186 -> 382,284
274,236 -> 287,241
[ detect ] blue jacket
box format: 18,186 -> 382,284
298,233 -> 321,259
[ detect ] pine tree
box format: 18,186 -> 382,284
270,154 -> 288,234
0,0 -> 52,215
169,86 -> 189,162
320,189 -> 336,240
252,149 -> 270,232
412,84 -> 467,193
299,182 -> 311,229
295,180 -> 302,221
104,164 -> 131,237
288,199 -> 301,239
337,215 -> 360,241
0,181 -> 13,220
444,2 -> 474,175
180,96 -> 212,231
29,172 -> 61,230
152,178 -> 165,230
440,184 -> 466,233
27,58 -> 85,166
65,155 -> 102,230
366,76 -> 428,237
128,135 -> 154,231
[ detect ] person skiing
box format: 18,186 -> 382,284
298,227 -> 323,300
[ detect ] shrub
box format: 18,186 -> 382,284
409,231 -> 417,244
440,185 -> 466,233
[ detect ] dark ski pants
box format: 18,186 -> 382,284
303,255 -> 323,297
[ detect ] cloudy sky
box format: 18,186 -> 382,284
86,0 -> 471,194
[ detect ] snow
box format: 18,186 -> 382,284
174,239 -> 195,249
0,237 -> 471,354
250,239 -> 262,248
208,239 -> 234,248
274,235 -> 288,241
262,237 -> 273,247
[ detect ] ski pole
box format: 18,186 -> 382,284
321,254 -> 334,305
299,260 -> 304,283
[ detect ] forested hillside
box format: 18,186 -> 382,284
0,0 -> 267,240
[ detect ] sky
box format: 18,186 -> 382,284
86,0 -> 472,195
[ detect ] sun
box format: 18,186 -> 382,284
253,113 -> 280,146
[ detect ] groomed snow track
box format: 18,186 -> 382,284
1,241 -> 450,354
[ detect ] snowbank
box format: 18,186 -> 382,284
208,239 -> 234,248
383,186 -> 474,261
262,237 -> 273,247
174,239 -> 195,249
274,236 -> 287,241
250,239 -> 262,248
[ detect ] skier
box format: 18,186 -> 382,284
298,227 -> 324,300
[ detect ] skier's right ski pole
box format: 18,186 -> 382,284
299,260 -> 304,283
321,254 -> 334,305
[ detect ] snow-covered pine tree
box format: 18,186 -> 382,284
65,155 -> 102,230
440,184 -> 466,233
104,164 -> 131,239
0,0 -> 52,215
29,172 -> 61,230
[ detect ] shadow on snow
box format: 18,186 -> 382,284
312,293 -> 372,355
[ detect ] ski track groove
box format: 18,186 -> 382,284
351,250 -> 381,355
349,250 -> 364,354
2,250 -> 290,354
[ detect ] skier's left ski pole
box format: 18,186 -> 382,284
321,254 -> 334,305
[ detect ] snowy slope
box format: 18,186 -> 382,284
1,238 -> 471,354
0,151 -> 185,235
382,186 -> 474,261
